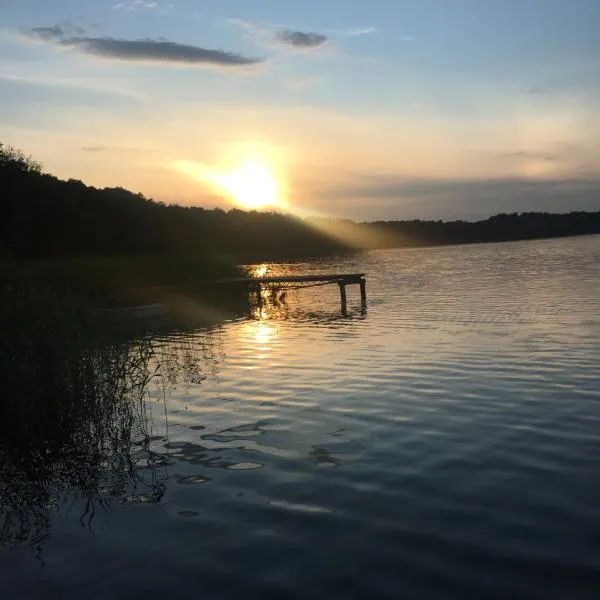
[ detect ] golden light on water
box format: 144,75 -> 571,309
250,321 -> 277,345
239,320 -> 279,363
249,264 -> 269,278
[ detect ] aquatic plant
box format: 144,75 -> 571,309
0,277 -> 164,552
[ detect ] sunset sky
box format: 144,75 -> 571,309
1,0 -> 599,220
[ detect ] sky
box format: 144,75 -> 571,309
1,0 -> 599,221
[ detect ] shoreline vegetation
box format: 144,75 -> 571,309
2,142 -> 599,264
1,141 -> 599,312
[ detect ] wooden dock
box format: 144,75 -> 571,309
219,273 -> 367,314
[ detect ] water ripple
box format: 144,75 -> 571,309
3,236 -> 600,599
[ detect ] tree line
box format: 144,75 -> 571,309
2,143 -> 599,261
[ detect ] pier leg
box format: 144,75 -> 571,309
254,283 -> 263,307
338,281 -> 347,316
360,278 -> 367,311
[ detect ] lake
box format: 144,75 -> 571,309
2,235 -> 600,599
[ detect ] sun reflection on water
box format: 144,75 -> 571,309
238,320 -> 279,364
248,264 -> 269,278
247,320 -> 277,347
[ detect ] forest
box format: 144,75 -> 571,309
2,142 -> 599,262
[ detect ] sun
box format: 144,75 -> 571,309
173,153 -> 284,211
216,159 -> 280,210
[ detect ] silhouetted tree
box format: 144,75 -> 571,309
1,142 -> 599,261
0,143 -> 42,174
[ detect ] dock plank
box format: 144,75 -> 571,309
219,273 -> 365,284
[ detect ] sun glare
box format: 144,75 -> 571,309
217,159 -> 280,210
175,155 -> 283,211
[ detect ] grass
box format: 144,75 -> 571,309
0,254 -> 244,308
0,253 -> 251,549
0,276 -> 149,451
0,277 -> 162,549
0,253 -> 248,459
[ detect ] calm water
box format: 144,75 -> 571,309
2,236 -> 600,599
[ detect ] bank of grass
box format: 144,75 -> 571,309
0,254 -> 248,540
0,254 -> 245,308
0,253 -> 247,465
0,270 -> 141,444
0,276 -> 162,546
0,254 -> 253,549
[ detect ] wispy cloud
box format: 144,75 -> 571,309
28,25 -> 65,41
325,26 -> 413,41
81,145 -> 144,152
227,18 -> 329,52
319,173 -> 600,219
325,27 -> 378,37
112,0 -> 173,13
329,173 -> 600,202
24,25 -> 264,70
275,30 -> 327,49
285,75 -> 323,91
502,150 -> 555,161
0,71 -> 143,102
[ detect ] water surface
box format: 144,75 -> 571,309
2,236 -> 600,599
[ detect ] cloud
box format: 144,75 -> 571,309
25,26 -> 264,69
113,1 -> 173,12
226,19 -> 328,52
320,174 -> 600,219
285,75 -> 323,90
27,25 -> 64,41
275,30 -> 327,49
502,150 -> 555,161
0,71 -> 143,105
81,146 -> 143,152
328,173 -> 600,199
326,26 -> 411,40
337,27 -> 378,36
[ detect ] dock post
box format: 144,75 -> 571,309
360,278 -> 367,310
254,283 -> 263,307
338,280 -> 347,315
